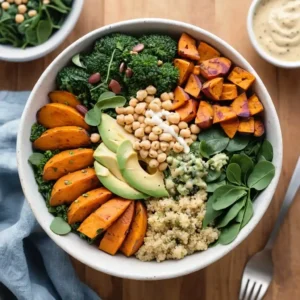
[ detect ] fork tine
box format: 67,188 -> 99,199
255,284 -> 269,300
244,280 -> 256,300
250,282 -> 262,300
239,277 -> 250,300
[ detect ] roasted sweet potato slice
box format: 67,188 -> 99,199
99,201 -> 135,255
37,103 -> 89,130
193,65 -> 201,75
195,101 -> 214,129
67,187 -> 113,224
200,57 -> 232,80
178,33 -> 200,61
230,93 -> 250,117
120,201 -> 147,256
78,197 -> 132,239
197,42 -> 221,62
48,91 -> 81,108
248,94 -> 264,115
254,118 -> 265,137
50,168 -> 100,206
172,86 -> 190,109
174,59 -> 194,85
176,99 -> 198,123
220,84 -> 238,100
33,126 -> 90,151
220,117 -> 239,138
202,77 -> 224,100
213,105 -> 236,124
228,67 -> 255,90
43,148 -> 94,181
184,74 -> 202,98
238,117 -> 255,134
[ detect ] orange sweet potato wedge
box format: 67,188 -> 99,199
213,105 -> 236,124
230,93 -> 250,117
33,126 -> 91,151
99,201 -> 135,255
195,101 -> 214,129
238,117 -> 255,134
197,42 -> 221,63
43,148 -> 94,181
254,118 -> 265,137
248,94 -> 264,115
176,99 -> 198,123
37,103 -> 90,130
200,57 -> 232,80
220,117 -> 239,138
193,65 -> 201,75
48,90 -> 81,108
174,58 -> 194,85
120,201 -> 147,256
220,83 -> 238,100
184,74 -> 202,98
178,33 -> 200,61
228,67 -> 255,90
50,168 -> 100,206
202,77 -> 224,100
67,187 -> 113,224
78,198 -> 132,239
172,86 -> 190,110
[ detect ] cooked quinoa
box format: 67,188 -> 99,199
135,190 -> 219,262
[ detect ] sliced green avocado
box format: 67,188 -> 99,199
117,140 -> 169,198
98,113 -> 136,153
94,162 -> 148,200
94,143 -> 125,181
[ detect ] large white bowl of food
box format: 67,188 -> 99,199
17,18 -> 282,280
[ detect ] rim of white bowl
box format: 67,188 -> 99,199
0,0 -> 83,62
17,18 -> 283,280
247,0 -> 300,69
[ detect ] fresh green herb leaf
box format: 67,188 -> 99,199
230,154 -> 254,182
226,135 -> 250,152
37,19 -> 52,44
240,197 -> 254,228
28,153 -> 45,166
226,163 -> 242,186
99,91 -> 116,100
199,140 -> 213,158
206,169 -> 222,183
84,107 -> 102,126
203,194 -> 223,228
50,217 -> 71,235
258,140 -> 273,162
64,180 -> 72,185
218,223 -> 240,245
95,95 -> 126,111
247,161 -> 275,190
72,54 -> 86,69
235,208 -> 244,223
206,180 -> 226,193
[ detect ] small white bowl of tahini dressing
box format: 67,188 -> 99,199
248,0 -> 300,68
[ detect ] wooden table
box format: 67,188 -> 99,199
1,0 -> 300,299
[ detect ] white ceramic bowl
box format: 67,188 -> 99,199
17,18 -> 283,280
247,0 -> 300,69
0,0 -> 83,62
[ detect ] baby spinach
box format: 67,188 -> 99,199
72,54 -> 86,69
206,169 -> 222,183
85,108 -> 102,127
203,194 -> 223,228
230,154 -> 254,182
258,140 -> 273,162
226,163 -> 242,186
226,135 -> 250,152
206,180 -> 226,193
50,217 -> 71,235
28,153 -> 45,166
218,223 -> 240,245
37,19 -> 52,44
247,161 -> 275,190
240,197 -> 254,228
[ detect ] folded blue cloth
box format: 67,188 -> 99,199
0,91 -> 100,300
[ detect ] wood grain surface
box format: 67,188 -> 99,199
1,0 -> 300,299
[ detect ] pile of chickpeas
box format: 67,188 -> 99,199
116,86 -> 201,171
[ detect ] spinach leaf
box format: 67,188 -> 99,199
95,96 -> 126,110
218,223 -> 240,245
37,19 -> 52,44
85,108 -> 102,126
235,209 -> 244,223
203,194 -> 223,228
28,153 -> 45,166
258,140 -> 273,162
25,27 -> 38,45
51,0 -> 71,11
230,154 -> 254,182
99,91 -> 116,100
50,217 -> 71,235
226,163 -> 242,186
207,180 -> 226,193
247,161 -> 275,190
226,135 -> 250,152
206,169 -> 222,183
240,197 -> 254,228
199,140 -> 213,158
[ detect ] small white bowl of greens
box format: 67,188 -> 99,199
0,0 -> 83,62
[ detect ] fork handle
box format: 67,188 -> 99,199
265,157 -> 300,249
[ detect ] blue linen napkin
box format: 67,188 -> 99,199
0,91 -> 100,300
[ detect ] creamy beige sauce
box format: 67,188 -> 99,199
253,0 -> 300,61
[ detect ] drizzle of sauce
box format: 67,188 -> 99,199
253,0 -> 300,62
146,109 -> 190,154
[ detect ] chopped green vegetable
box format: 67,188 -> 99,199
50,217 -> 71,235
30,123 -> 47,142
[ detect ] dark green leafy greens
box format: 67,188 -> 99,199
30,123 -> 47,142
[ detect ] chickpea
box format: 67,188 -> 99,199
90,133 -> 100,143
160,92 -> 170,102
180,128 -> 191,138
140,123 -> 146,129
159,133 -> 173,142
167,113 -> 180,124
178,121 -> 188,129
149,132 -> 158,141
157,60 -> 163,66
191,134 -> 198,141
134,141 -> 141,151
15,13 -> 24,23
124,114 -> 134,125
135,102 -> 147,114
116,114 -> 125,125
135,127 -> 145,138
160,142 -> 169,152
43,0 -> 50,4
149,159 -> 159,169
157,153 -> 167,163
145,111 -> 152,118
148,102 -> 160,112
129,98 -> 138,107
190,124 -> 201,134
138,115 -> 145,123
124,125 -> 133,133
158,162 -> 168,171
7,0 -> 14,3
170,124 -> 179,134
161,100 -> 173,111
169,141 -> 175,150
168,92 -> 174,100
136,90 -> 147,101
142,136 -> 148,141
157,149 -> 163,154
140,140 -> 151,150
151,141 -> 160,150
132,121 -> 140,131
152,98 -> 162,107
22,0 -> 28,3
116,107 -> 125,114
185,138 -> 194,146
18,4 -> 27,14
15,0 -> 22,4
145,118 -> 155,126
149,149 -> 158,158
144,125 -> 152,134
28,9 -> 37,17
174,142 -> 184,153
140,149 -> 149,159
125,106 -> 135,115
1,2 -> 10,10
146,85 -> 157,95
145,95 -> 154,104
152,126 -> 163,135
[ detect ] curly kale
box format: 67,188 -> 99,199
139,34 -> 177,62
154,62 -> 179,95
30,123 -> 47,142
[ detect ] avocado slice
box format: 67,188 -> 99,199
117,140 -> 169,198
94,162 -> 148,200
94,143 -> 125,181
98,113 -> 136,153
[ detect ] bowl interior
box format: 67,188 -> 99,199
17,19 -> 283,280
